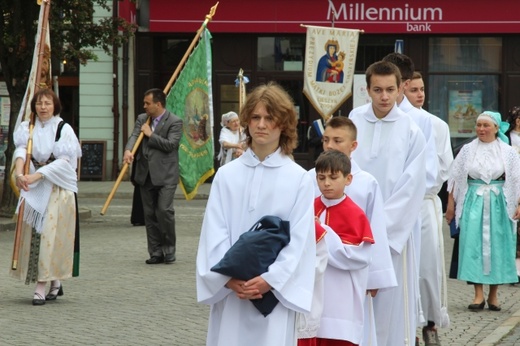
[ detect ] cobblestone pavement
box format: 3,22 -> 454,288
0,181 -> 519,345
0,197 -> 209,346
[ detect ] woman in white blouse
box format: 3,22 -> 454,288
446,111 -> 520,312
10,89 -> 82,306
217,111 -> 246,166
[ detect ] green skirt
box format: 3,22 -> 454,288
458,179 -> 517,284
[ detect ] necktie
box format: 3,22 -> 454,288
152,118 -> 159,131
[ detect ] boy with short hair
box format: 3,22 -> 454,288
308,116 -> 397,345
312,149 -> 374,346
349,61 -> 426,346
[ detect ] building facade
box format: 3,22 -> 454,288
130,0 -> 520,172
74,1 -> 520,178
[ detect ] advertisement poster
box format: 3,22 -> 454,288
353,74 -> 371,108
448,89 -> 482,137
0,82 -> 9,176
0,81 -> 9,126
1,97 -> 10,126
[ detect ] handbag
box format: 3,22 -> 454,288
449,219 -> 460,238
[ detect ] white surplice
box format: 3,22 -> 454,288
196,148 -> 316,346
399,96 -> 439,326
418,109 -> 453,328
400,96 -> 438,193
309,160 -> 397,346
314,196 -> 373,344
296,234 -> 328,339
350,103 -> 426,346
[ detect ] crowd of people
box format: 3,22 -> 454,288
196,53 -> 520,346
9,52 -> 520,346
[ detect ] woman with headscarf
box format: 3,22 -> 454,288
217,111 -> 246,166
446,111 -> 520,311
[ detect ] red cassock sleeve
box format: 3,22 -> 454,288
314,196 -> 375,246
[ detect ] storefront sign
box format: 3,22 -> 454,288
118,0 -> 136,25
149,1 -> 520,34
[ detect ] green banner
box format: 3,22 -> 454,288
166,28 -> 214,200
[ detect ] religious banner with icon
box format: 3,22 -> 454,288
302,25 -> 361,120
166,27 -> 215,200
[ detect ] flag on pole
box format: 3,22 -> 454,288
302,25 -> 360,120
165,27 -> 214,200
11,0 -> 53,197
235,68 -> 249,112
15,0 -> 53,131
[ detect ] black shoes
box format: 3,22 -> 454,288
145,256 -> 164,264
487,300 -> 502,311
467,300 -> 501,311
468,301 -> 485,310
32,292 -> 46,306
164,254 -> 176,264
46,285 -> 64,301
33,285 -> 64,305
145,255 -> 175,264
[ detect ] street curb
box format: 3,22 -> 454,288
76,192 -> 210,200
0,190 -> 210,232
0,207 -> 92,232
477,308 -> 520,345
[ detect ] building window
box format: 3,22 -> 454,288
355,37 -> 398,72
276,79 -> 310,154
219,84 -> 240,117
428,37 -> 502,148
257,36 -> 305,71
161,38 -> 190,72
429,37 -> 502,72
428,74 -> 499,148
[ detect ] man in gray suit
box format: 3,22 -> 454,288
123,88 -> 183,264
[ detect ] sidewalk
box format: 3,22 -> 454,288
0,181 -> 212,232
2,180 -> 520,344
75,180 -> 212,200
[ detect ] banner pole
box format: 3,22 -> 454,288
12,0 -> 52,270
100,2 -> 219,215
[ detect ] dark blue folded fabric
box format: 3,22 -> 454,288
449,219 -> 460,238
211,215 -> 290,316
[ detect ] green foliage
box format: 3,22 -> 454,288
1,0 -> 135,87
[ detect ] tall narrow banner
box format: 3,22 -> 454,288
11,0 -> 53,197
165,27 -> 214,200
303,25 -> 360,120
15,0 -> 53,131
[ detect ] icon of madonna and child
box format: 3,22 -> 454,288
316,39 -> 346,84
